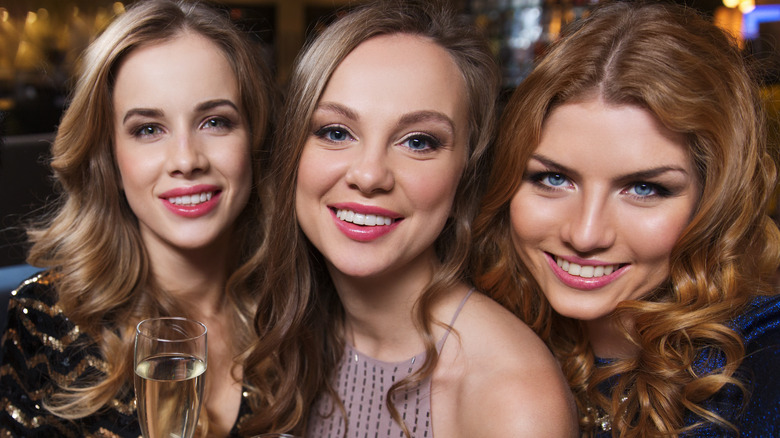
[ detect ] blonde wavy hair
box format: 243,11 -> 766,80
235,0 -> 499,435
472,2 -> 780,437
25,0 -> 274,432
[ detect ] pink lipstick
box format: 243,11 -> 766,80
545,253 -> 627,290
330,202 -> 402,242
160,184 -> 221,218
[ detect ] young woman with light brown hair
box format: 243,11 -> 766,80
0,1 -> 275,436
237,1 -> 576,436
472,1 -> 780,437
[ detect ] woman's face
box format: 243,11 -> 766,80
113,32 -> 252,256
509,98 -> 699,324
295,34 -> 469,282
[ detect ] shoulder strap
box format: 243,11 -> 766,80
438,288 -> 474,350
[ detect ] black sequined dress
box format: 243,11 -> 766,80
0,271 -> 255,437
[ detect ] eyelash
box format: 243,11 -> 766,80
131,124 -> 163,139
528,171 -> 673,199
313,125 -> 443,154
201,116 -> 234,131
130,116 -> 234,139
313,125 -> 354,143
400,133 -> 442,154
623,182 -> 672,199
528,172 -> 572,191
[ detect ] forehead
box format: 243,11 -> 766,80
112,32 -> 238,108
320,33 -> 468,122
538,99 -> 694,178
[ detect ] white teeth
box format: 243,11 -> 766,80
336,209 -> 393,226
580,266 -> 594,278
555,256 -> 619,279
168,191 -> 213,206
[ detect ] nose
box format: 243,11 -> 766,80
344,142 -> 394,194
560,192 -> 616,253
166,131 -> 208,177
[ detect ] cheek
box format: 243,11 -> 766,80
412,174 -> 457,214
509,187 -> 553,248
115,147 -> 154,192
627,209 -> 691,262
295,147 -> 333,208
402,155 -> 465,217
228,147 -> 253,187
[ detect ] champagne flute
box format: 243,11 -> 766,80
250,434 -> 301,437
134,317 -> 208,438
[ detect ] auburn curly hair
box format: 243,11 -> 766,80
472,2 -> 780,436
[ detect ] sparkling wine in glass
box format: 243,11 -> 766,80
134,317 -> 207,438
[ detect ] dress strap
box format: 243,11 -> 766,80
438,288 -> 474,350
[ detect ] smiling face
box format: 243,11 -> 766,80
510,98 -> 699,329
294,33 -> 469,283
113,32 -> 252,257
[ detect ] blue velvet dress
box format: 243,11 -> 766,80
594,294 -> 780,437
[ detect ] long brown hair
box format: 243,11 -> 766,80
472,2 -> 780,436
26,0 -> 274,430
237,0 -> 499,435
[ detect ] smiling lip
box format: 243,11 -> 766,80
160,184 -> 221,218
330,202 -> 402,242
545,253 -> 627,290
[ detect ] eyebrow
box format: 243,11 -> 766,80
121,99 -> 239,125
314,102 -> 359,121
531,153 -> 690,181
314,103 -> 456,133
397,110 -> 455,134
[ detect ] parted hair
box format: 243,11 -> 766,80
472,1 -> 780,437
25,0 -> 274,431
236,0 -> 499,435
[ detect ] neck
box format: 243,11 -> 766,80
329,248 -> 438,361
586,314 -> 638,359
146,239 -> 234,318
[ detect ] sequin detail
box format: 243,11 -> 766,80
307,289 -> 474,437
1,272 -> 256,437
593,295 -> 780,437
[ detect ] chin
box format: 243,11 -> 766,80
547,299 -> 616,322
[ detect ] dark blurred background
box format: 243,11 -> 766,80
1,0 -> 779,267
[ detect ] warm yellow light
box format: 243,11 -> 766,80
25,11 -> 37,25
36,8 -> 48,21
739,0 -> 755,13
113,2 -> 126,15
723,0 -> 740,8
0,8 -> 8,23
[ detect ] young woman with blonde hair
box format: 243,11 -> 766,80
237,0 -> 576,436
0,0 -> 275,436
473,2 -> 780,436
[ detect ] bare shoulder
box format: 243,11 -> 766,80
432,291 -> 578,437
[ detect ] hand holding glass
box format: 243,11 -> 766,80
134,317 -> 208,438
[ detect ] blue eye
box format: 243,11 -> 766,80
631,183 -> 655,196
314,125 -> 353,143
626,182 -> 671,198
543,173 -> 568,187
408,137 -> 429,150
528,171 -> 571,192
402,134 -> 441,153
327,129 -> 349,141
